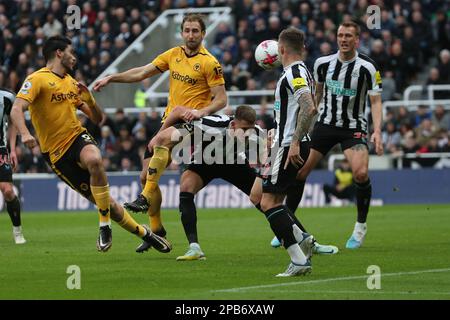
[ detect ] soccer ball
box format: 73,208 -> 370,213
255,40 -> 281,70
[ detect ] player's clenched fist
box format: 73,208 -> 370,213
21,134 -> 37,149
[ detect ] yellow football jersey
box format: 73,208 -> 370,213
17,67 -> 85,163
151,45 -> 225,121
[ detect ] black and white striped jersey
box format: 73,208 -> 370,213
314,51 -> 382,132
273,60 -> 315,147
188,114 -> 265,165
0,88 -> 16,148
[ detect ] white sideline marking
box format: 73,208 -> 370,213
212,267 -> 450,293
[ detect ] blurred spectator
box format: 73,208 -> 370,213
382,122 -> 402,153
431,106 -> 450,131
134,79 -> 151,108
323,159 -> 355,205
437,49 -> 450,84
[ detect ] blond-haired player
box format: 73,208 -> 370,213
93,14 -> 227,241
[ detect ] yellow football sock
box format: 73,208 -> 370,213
117,208 -> 146,237
148,185 -> 163,232
91,185 -> 111,226
142,146 -> 169,199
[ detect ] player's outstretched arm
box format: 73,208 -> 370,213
10,98 -> 37,149
93,63 -> 160,92
369,94 -> 384,156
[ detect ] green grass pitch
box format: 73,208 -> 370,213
0,204 -> 449,300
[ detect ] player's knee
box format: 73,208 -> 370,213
2,186 -> 16,201
353,168 -> 369,183
85,155 -> 103,172
260,199 -> 274,213
179,180 -> 193,193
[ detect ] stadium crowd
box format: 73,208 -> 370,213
0,0 -> 449,173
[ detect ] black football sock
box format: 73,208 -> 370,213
264,205 -> 297,248
286,183 -> 308,233
179,192 -> 198,244
355,179 -> 372,223
7,196 -> 21,227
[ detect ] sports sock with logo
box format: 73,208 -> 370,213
355,179 -> 372,223
91,185 -> 111,226
118,208 -> 146,237
179,192 -> 198,244
6,196 -> 21,227
264,205 -> 297,248
142,146 -> 170,200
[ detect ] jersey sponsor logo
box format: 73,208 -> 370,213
49,82 -> 56,87
50,91 -> 79,102
20,81 -> 32,94
171,71 -> 198,85
326,79 -> 357,96
375,71 -> 382,85
292,77 -> 307,91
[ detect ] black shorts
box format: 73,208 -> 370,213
43,131 -> 97,199
185,163 -> 257,196
0,147 -> 12,183
143,122 -> 163,159
262,141 -> 310,194
310,122 -> 368,156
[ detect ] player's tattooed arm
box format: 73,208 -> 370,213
293,92 -> 317,142
284,92 -> 317,169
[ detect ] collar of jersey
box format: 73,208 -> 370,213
180,45 -> 206,58
42,67 -> 66,79
337,50 -> 359,63
283,60 -> 305,71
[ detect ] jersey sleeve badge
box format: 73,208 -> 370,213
292,77 -> 307,91
375,71 -> 382,85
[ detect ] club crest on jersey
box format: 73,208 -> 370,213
193,63 -> 201,71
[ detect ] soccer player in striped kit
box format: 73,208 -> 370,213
297,21 -> 384,249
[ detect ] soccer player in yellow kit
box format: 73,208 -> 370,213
11,35 -> 171,253
93,14 -> 227,241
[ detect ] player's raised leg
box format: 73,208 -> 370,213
126,126 -> 178,214
0,182 -> 25,244
344,145 -> 371,249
